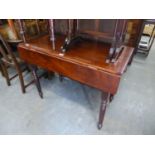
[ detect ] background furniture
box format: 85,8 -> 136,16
61,19 -> 127,63
0,20 -> 19,41
16,19 -> 48,43
124,19 -> 143,48
16,19 -> 56,98
0,34 -> 43,98
137,19 -> 155,56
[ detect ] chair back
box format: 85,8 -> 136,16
17,19 -> 48,43
0,34 -> 18,65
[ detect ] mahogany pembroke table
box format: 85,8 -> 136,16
18,34 -> 134,129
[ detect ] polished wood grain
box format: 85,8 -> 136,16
61,19 -> 128,63
18,34 -> 134,95
18,33 -> 134,129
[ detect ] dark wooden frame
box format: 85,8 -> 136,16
0,58 -> 4,76
0,32 -> 44,98
16,19 -> 49,43
16,19 -> 58,97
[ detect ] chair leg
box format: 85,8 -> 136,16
0,63 -> 4,77
29,65 -> 43,98
16,67 -> 26,94
1,63 -> 11,86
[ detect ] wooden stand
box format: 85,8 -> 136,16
98,92 -> 110,129
48,19 -> 56,50
61,19 -> 127,63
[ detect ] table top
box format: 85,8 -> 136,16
18,34 -> 134,75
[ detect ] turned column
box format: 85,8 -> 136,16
98,92 -> 110,129
17,19 -> 26,43
106,20 -> 119,63
48,19 -> 55,50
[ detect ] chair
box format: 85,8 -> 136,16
17,19 -> 57,97
0,34 -> 43,98
0,55 -> 4,76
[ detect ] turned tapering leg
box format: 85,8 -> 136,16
98,92 -> 110,129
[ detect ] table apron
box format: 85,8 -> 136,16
19,48 -> 121,94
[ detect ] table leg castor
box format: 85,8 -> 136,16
97,123 -> 103,130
